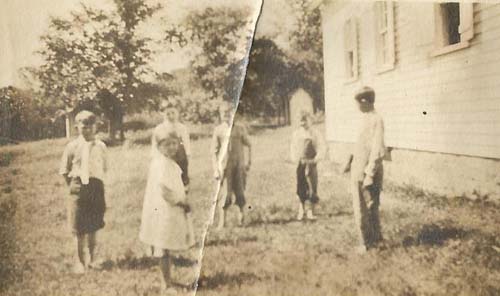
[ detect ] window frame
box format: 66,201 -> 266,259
432,2 -> 474,57
343,17 -> 359,83
375,1 -> 396,73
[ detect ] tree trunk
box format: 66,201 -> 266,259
118,112 -> 125,142
108,119 -> 116,141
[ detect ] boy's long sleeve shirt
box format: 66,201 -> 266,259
351,111 -> 385,183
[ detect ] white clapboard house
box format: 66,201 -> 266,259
315,1 -> 500,200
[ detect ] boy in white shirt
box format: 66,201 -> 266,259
343,86 -> 385,253
59,110 -> 107,273
290,111 -> 325,220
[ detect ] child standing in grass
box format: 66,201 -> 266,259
212,103 -> 252,229
140,129 -> 194,293
343,86 -> 385,253
152,101 -> 191,189
290,111 -> 325,221
59,110 -> 107,274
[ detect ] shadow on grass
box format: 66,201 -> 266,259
197,271 -> 260,290
101,255 -> 197,271
205,235 -> 258,247
246,217 -> 299,227
402,223 -> 469,247
0,197 -> 19,292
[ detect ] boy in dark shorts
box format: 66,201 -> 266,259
59,110 -> 107,273
290,111 -> 325,220
212,103 -> 252,229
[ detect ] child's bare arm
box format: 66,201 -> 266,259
242,126 -> 252,170
211,130 -> 222,179
59,143 -> 74,183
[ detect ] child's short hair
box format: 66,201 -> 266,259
218,100 -> 234,113
355,86 -> 375,104
156,130 -> 180,145
75,110 -> 96,125
160,100 -> 176,111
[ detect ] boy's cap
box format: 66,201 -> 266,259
355,86 -> 375,103
75,110 -> 96,125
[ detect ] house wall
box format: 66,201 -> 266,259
322,1 -> 500,201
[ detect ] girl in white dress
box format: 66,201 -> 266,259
139,130 -> 194,292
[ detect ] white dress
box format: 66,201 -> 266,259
139,154 -> 194,251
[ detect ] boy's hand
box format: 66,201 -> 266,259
301,159 -> 315,165
245,162 -> 251,172
184,185 -> 190,194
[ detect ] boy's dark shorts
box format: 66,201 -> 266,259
67,177 -> 106,235
223,164 -> 246,209
296,162 -> 319,204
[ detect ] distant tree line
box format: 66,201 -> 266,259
6,0 -> 323,143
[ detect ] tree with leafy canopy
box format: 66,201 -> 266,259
35,0 -> 160,140
287,0 -> 324,111
239,38 -> 299,124
164,6 -> 254,123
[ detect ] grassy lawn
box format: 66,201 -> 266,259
1,125 -> 499,296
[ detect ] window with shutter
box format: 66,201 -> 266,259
344,17 -> 358,82
432,2 -> 474,56
375,1 -> 395,72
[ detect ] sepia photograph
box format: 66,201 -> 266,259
1,0 -> 500,295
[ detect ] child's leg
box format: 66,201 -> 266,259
216,179 -> 228,230
234,166 -> 246,226
306,164 -> 319,220
296,164 -> 306,220
159,250 -> 171,289
352,181 -> 370,249
87,231 -> 102,267
72,234 -> 86,273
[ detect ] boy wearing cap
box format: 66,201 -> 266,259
212,103 -> 251,229
59,110 -> 107,273
290,111 -> 325,220
343,86 -> 385,253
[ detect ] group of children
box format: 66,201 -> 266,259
59,86 -> 385,292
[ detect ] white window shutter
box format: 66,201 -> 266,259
351,18 -> 358,79
459,3 -> 474,42
386,1 -> 395,66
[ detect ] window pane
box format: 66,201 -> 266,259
442,2 -> 461,45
